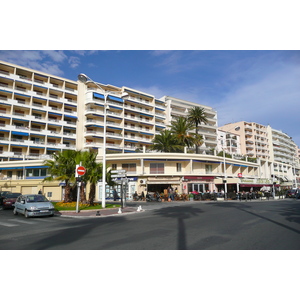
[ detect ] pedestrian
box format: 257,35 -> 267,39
38,189 -> 42,195
113,188 -> 118,201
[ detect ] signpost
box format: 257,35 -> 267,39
111,170 -> 127,208
75,163 -> 86,213
76,166 -> 86,176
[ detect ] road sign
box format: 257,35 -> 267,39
111,169 -> 126,174
77,166 -> 86,176
111,174 -> 126,178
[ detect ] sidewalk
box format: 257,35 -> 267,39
54,205 -> 144,218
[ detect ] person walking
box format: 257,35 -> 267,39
38,189 -> 42,195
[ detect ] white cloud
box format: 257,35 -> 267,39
216,62 -> 300,145
0,50 -> 66,76
68,56 -> 81,68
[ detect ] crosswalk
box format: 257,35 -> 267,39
0,216 -> 70,228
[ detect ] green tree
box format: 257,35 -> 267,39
170,116 -> 198,148
187,107 -> 208,154
43,150 -> 77,202
150,129 -> 184,153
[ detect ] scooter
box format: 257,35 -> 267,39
146,192 -> 162,202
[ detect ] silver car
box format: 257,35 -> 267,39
13,194 -> 55,218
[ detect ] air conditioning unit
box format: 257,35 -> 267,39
140,179 -> 147,185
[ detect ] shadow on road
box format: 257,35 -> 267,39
208,201 -> 300,235
26,216 -> 126,250
152,205 -> 204,250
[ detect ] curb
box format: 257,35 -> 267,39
54,208 -> 145,219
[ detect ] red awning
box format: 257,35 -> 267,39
239,184 -> 280,187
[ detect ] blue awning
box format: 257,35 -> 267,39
0,102 -> 11,106
12,131 -> 29,136
0,129 -> 9,132
93,92 -> 104,99
107,126 -> 121,130
109,105 -> 123,110
12,118 -> 29,122
0,115 -> 11,119
14,93 -> 30,98
64,114 -> 77,119
0,89 -> 12,94
10,144 -> 28,147
107,95 -> 123,103
140,132 -> 154,136
29,146 -> 45,149
47,148 -> 58,151
25,166 -> 48,169
124,139 -> 138,143
0,167 -> 24,170
86,125 -> 104,128
49,112 -> 62,116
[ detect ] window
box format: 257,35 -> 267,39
26,168 -> 48,177
111,164 -> 117,170
205,165 -> 212,174
150,163 -> 164,174
176,163 -> 182,172
122,163 -> 136,173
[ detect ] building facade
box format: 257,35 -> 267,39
0,60 -> 299,201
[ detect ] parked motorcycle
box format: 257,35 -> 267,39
146,192 -> 161,202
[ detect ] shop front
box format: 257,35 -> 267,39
238,178 -> 280,192
183,176 -> 215,193
146,177 -> 182,193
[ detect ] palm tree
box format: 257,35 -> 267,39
43,150 -> 77,202
150,129 -> 184,153
170,116 -> 197,148
187,107 -> 208,154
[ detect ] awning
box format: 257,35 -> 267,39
107,95 -> 123,103
124,139 -> 138,143
11,131 -> 29,136
239,184 -> 280,187
93,92 -> 104,100
64,114 -> 77,119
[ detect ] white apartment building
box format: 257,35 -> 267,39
163,96 -> 218,154
0,60 -> 298,200
219,121 -> 270,160
268,126 -> 298,166
0,61 -> 78,164
77,80 -> 166,154
217,129 -> 241,157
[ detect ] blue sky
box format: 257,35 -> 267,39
1,50 -> 299,147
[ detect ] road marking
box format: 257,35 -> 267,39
8,219 -> 35,224
0,221 -> 18,227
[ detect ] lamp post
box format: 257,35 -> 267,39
77,73 -> 109,208
223,148 -> 228,200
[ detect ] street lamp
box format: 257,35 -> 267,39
77,73 -> 109,208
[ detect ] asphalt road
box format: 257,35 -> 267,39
0,199 -> 300,250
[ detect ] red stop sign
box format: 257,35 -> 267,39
77,166 -> 86,176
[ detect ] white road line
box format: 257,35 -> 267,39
8,219 -> 35,225
0,221 -> 18,227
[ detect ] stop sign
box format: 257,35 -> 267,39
77,166 -> 86,176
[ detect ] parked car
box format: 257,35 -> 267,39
285,189 -> 298,198
13,194 -> 55,218
2,193 -> 22,209
0,191 -> 12,206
